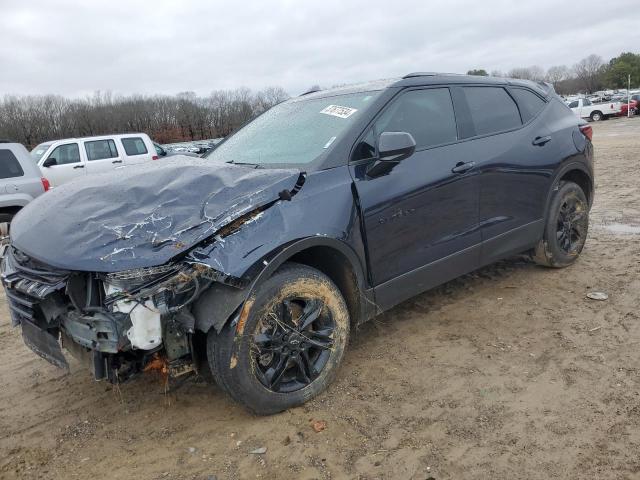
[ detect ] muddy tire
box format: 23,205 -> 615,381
533,181 -> 589,268
207,263 -> 350,415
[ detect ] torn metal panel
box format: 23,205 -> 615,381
9,157 -> 303,272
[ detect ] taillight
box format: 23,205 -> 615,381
152,155 -> 159,160
41,177 -> 50,192
579,124 -> 593,141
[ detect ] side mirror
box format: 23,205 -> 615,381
42,157 -> 57,167
366,131 -> 416,177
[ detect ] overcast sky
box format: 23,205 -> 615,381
1,0 -> 639,97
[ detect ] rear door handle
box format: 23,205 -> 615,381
532,135 -> 552,146
73,165 -> 85,169
451,161 -> 475,174
112,160 -> 122,164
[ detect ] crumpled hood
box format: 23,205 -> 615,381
11,157 -> 302,272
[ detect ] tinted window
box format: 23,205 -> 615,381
85,139 -> 118,161
568,101 -> 579,109
48,143 -> 81,165
583,98 -> 592,106
353,129 -> 376,161
0,150 -> 25,179
462,87 -> 521,136
121,137 -> 148,156
510,88 -> 546,123
374,88 -> 457,150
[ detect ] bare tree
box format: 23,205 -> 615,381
545,65 -> 570,89
573,54 -> 605,93
0,87 -> 291,148
507,66 -> 546,81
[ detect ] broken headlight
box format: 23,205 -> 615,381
105,264 -> 181,289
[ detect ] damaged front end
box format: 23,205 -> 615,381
1,246 -> 229,382
2,160 -> 307,383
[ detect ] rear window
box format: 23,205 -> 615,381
85,139 -> 119,161
462,86 -> 522,136
0,149 -> 25,179
510,88 -> 546,123
121,137 -> 148,156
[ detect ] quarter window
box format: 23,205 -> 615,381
0,149 -> 25,179
85,139 -> 119,161
462,87 -> 521,136
121,137 -> 148,156
510,88 -> 546,123
48,143 -> 81,165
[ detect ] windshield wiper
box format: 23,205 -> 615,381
226,160 -> 262,168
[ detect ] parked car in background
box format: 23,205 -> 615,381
617,98 -> 637,117
0,141 -> 49,232
628,94 -> 640,114
567,98 -> 621,121
30,134 -> 158,187
153,142 -> 199,158
2,73 -> 594,414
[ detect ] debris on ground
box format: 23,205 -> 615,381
586,291 -> 608,301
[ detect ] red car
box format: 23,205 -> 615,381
618,98 -> 638,117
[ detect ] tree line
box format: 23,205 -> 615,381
468,52 -> 640,95
0,87 -> 289,148
2,51 -> 638,149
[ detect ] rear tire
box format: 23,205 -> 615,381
590,111 -> 603,121
533,181 -> 589,268
207,263 -> 350,415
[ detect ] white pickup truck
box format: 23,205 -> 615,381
566,98 -> 621,121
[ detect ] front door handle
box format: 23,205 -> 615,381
451,161 -> 475,174
112,160 -> 123,164
73,165 -> 85,169
532,135 -> 552,146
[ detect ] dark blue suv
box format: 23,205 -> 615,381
2,73 -> 593,414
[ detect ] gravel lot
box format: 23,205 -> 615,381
1,117 -> 639,480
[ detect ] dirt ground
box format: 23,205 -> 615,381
1,117 -> 640,480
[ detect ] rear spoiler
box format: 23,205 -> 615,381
536,81 -> 555,98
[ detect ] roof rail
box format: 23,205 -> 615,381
300,86 -> 321,96
402,72 -> 439,79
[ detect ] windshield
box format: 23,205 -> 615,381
207,91 -> 381,166
31,143 -> 52,162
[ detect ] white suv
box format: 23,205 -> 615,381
30,133 -> 158,187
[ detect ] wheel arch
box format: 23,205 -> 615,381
192,236 -> 372,335
544,162 -> 594,219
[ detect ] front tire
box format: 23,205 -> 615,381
533,181 -> 589,268
207,263 -> 350,415
590,111 -> 603,121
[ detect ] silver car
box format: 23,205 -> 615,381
0,141 -> 48,237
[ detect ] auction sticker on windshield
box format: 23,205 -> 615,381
320,105 -> 358,119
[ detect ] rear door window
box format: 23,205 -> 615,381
48,143 -> 81,165
510,88 -> 547,123
0,149 -> 25,178
462,87 -> 522,136
85,139 -> 119,161
121,137 -> 148,156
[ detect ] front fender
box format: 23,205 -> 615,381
190,166 -> 368,333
